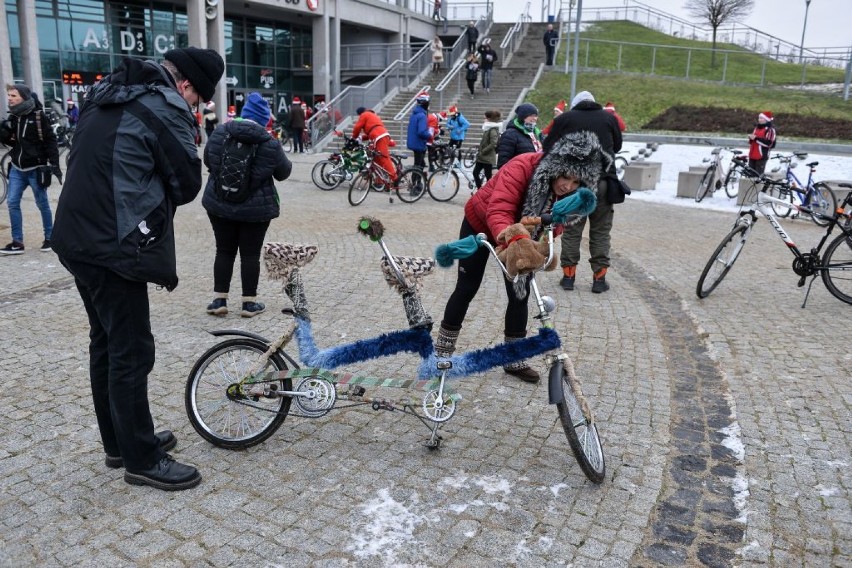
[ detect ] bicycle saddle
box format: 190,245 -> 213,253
380,256 -> 435,293
262,242 -> 319,281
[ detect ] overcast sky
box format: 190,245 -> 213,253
492,0 -> 851,49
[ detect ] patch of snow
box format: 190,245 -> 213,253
732,472 -> 751,524
718,422 -> 746,462
550,483 -> 570,497
816,484 -> 839,497
347,488 -> 428,558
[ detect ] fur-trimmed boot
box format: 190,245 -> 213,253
206,292 -> 228,316
503,333 -> 541,383
241,296 -> 266,318
435,322 -> 461,358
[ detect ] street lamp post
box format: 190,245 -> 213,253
798,0 -> 812,64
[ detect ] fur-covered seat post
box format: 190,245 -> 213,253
263,242 -> 318,320
380,256 -> 436,328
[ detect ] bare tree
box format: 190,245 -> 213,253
685,0 -> 755,66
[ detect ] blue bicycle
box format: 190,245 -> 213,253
768,152 -> 837,227
184,192 -> 606,483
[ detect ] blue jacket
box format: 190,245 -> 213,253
406,105 -> 431,152
447,113 -> 470,142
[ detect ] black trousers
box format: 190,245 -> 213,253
208,213 -> 271,297
441,218 -> 530,335
749,157 -> 768,174
290,127 -> 305,152
472,161 -> 493,189
60,258 -> 165,471
545,46 -> 555,65
412,150 -> 427,169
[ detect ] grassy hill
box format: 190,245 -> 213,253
526,21 -> 852,143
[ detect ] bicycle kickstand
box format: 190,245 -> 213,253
800,274 -> 818,309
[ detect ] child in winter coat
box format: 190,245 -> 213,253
473,110 -> 501,189
446,106 -> 470,151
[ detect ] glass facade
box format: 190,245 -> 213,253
5,0 -> 313,103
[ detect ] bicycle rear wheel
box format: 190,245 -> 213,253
808,183 -> 837,227
348,172 -> 371,206
311,160 -> 339,190
696,223 -> 750,298
395,167 -> 427,203
185,338 -> 293,449
462,148 -> 476,169
820,231 -> 852,305
768,185 -> 793,218
551,361 -> 606,483
723,168 -> 741,199
695,165 -> 715,202
614,156 -> 628,181
427,168 -> 460,202
0,170 -> 6,205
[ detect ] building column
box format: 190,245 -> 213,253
0,1 -> 14,115
186,0 -> 208,47
205,0 -> 227,117
331,1 -> 341,97
312,16 -> 330,102
17,0 -> 43,103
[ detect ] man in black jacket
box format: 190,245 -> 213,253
52,47 -> 224,491
543,24 -> 559,66
0,84 -> 62,254
464,21 -> 480,54
543,90 -> 621,293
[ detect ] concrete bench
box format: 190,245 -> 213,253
677,171 -> 705,198
628,160 -> 662,182
820,180 -> 852,201
623,163 -> 659,191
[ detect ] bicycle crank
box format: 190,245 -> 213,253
422,389 -> 456,422
293,376 -> 337,417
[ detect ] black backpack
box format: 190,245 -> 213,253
214,134 -> 258,203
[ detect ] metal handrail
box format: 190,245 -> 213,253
431,6 -> 492,111
499,2 -> 532,67
306,41 -> 433,150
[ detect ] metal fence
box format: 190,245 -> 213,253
339,43 -> 429,72
499,1 -> 532,67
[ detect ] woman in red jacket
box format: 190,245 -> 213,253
436,131 -> 610,383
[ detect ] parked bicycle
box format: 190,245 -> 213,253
696,178 -> 852,307
184,205 -> 606,482
767,152 -> 836,227
695,146 -> 744,202
310,132 -> 367,190
0,150 -> 9,205
614,150 -> 631,181
426,146 -> 478,201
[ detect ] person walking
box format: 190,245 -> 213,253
352,107 -> 397,187
748,111 -> 776,174
0,84 -> 62,255
543,23 -> 558,65
51,47 -> 225,491
287,96 -> 306,153
406,91 -> 432,174
66,99 -> 79,128
496,103 -> 542,169
430,36 -> 444,72
472,109 -> 501,189
432,0 -> 442,21
202,101 -> 218,140
544,90 -> 621,294
477,39 -> 498,93
464,21 -> 479,54
435,131 -> 610,383
464,53 -> 480,99
446,105 -> 470,152
203,92 -> 292,319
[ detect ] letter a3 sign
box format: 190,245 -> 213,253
306,0 -> 318,11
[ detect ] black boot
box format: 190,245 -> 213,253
503,334 -> 540,383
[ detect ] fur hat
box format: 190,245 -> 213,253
515,103 -> 539,121
163,47 -> 224,102
521,131 -> 612,221
758,111 -> 773,122
570,90 -> 595,109
241,92 -> 270,125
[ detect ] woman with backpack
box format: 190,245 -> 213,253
202,92 -> 292,318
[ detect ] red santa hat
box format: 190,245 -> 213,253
758,111 -> 773,122
415,90 -> 430,102
292,96 -> 301,104
554,99 -> 566,113
604,101 -> 615,110
448,105 -> 458,115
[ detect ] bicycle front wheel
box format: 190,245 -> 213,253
695,165 -> 715,202
427,168 -> 460,202
348,172 -> 372,206
396,167 -> 427,203
462,148 -> 476,169
768,185 -> 793,218
821,231 -> 852,305
552,361 -> 606,483
311,160 -> 338,190
185,338 -> 293,449
808,183 -> 837,227
696,223 -> 749,298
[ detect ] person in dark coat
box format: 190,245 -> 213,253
543,90 -> 622,294
203,92 -> 292,318
477,39 -> 498,93
464,21 -> 480,53
287,96 -> 306,153
496,103 -> 542,169
406,92 -> 432,172
436,131 -> 609,383
0,84 -> 62,254
543,24 -> 558,65
51,47 -> 225,491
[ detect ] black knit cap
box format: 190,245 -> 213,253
164,47 -> 225,102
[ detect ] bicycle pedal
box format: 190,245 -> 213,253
350,386 -> 366,397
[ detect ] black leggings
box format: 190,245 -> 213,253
208,214 -> 271,297
441,218 -> 530,336
472,161 -> 493,189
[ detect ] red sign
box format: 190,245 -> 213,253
306,0 -> 318,11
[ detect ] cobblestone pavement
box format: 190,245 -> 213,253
0,151 -> 848,567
